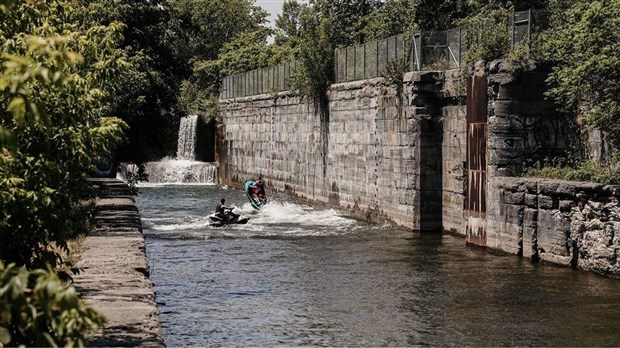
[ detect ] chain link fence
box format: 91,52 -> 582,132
222,10 -> 537,98
334,33 -> 406,83
220,61 -> 298,100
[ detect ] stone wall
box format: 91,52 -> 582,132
489,177 -> 620,278
486,61 -> 571,178
219,72 -> 460,230
485,61 -> 571,252
441,70 -> 467,235
483,61 -> 619,277
218,61 -> 618,277
75,179 -> 164,346
217,91 -> 324,202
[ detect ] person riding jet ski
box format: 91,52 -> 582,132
209,198 -> 249,225
245,177 -> 267,210
214,198 -> 233,220
255,176 -> 266,201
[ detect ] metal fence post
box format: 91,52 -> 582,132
388,36 -> 392,62
418,32 -> 423,70
528,9 -> 532,45
335,49 -> 338,83
353,46 -> 357,81
363,43 -> 367,79
458,26 -> 462,67
511,11 -> 516,49
376,39 -> 380,77
344,47 -> 348,81
394,35 -> 398,62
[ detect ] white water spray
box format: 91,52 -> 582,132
142,159 -> 217,184
118,115 -> 218,184
176,115 -> 198,160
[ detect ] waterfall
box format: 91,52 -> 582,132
176,115 -> 198,160
118,160 -> 218,185
142,159 -> 217,184
118,115 -> 218,185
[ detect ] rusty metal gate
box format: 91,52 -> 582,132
465,75 -> 488,246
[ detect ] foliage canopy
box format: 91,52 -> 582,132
543,0 -> 620,151
0,262 -> 106,347
0,0 -> 126,270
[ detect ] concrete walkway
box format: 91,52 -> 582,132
73,179 -> 164,347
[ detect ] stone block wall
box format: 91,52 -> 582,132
486,61 -> 572,254
486,61 -> 571,178
219,73 -> 455,230
327,79 -> 417,226
489,177 -> 620,278
218,61 -> 619,277
218,93 -> 323,199
441,70 -> 467,235
483,60 -> 619,277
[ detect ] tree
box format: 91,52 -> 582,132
543,0 -> 620,151
78,0 -> 186,162
174,0 -> 294,119
312,0 -> 381,45
0,0 -> 126,269
414,0 -> 469,30
171,0 -> 269,62
274,0 -> 305,47
364,0 -> 419,40
0,263 -> 106,346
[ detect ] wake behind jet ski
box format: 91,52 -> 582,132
245,177 -> 266,210
209,198 -> 249,226
208,210 -> 249,227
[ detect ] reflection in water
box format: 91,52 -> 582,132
137,186 -> 620,347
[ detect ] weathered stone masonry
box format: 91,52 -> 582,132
218,62 -> 619,278
490,177 -> 620,278
219,72 -> 461,230
483,61 -> 620,278
74,179 -> 164,346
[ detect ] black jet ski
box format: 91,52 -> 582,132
245,180 -> 266,210
208,209 -> 249,227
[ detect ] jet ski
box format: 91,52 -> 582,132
245,180 -> 266,210
208,209 -> 249,227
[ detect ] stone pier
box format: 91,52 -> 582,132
73,178 -> 164,347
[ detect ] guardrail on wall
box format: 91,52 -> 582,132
334,33 -> 407,83
220,61 -> 298,100
221,10 -> 535,98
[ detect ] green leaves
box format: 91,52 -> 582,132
0,0 -> 127,274
7,97 -> 25,123
543,0 -> 620,149
0,262 -> 106,347
526,161 -> 620,185
459,4 -> 511,65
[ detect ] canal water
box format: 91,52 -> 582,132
137,185 -> 620,346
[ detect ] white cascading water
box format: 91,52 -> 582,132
119,115 -> 218,184
142,159 -> 217,184
176,115 -> 198,160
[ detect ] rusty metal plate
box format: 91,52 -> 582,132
465,75 -> 488,246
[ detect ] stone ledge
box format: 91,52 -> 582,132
491,176 -> 620,278
74,179 -> 164,347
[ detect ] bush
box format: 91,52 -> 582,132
0,1 -> 127,269
525,161 -> 620,185
543,0 -> 620,150
0,263 -> 106,347
459,5 -> 511,64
